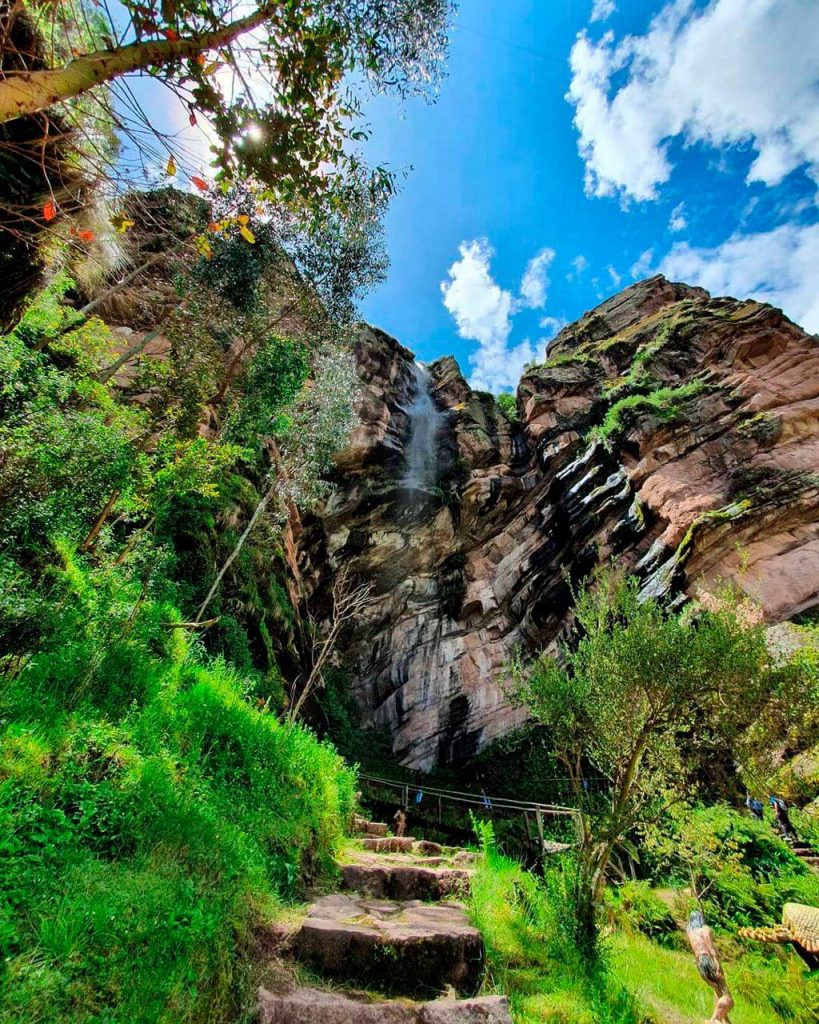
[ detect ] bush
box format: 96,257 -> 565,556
605,882 -> 678,945
495,391 -> 519,422
588,379 -> 705,446
643,805 -> 819,931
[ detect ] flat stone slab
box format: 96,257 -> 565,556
258,987 -> 511,1024
451,850 -> 481,866
363,836 -> 416,853
354,817 -> 389,837
294,894 -> 483,996
414,840 -> 444,857
421,997 -> 512,1023
341,856 -> 471,901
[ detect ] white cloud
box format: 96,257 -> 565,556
607,266 -> 622,288
441,239 -> 513,349
567,254 -> 589,281
567,0 -> 819,203
630,248 -> 654,279
669,202 -> 687,232
518,248 -> 555,309
539,316 -> 567,341
590,0 -> 617,23
440,239 -> 538,392
659,221 -> 819,332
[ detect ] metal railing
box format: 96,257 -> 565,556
357,772 -> 583,853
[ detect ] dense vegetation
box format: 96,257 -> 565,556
496,574 -> 819,1021
0,224 -> 366,1020
3,5 -> 819,1023
0,2 -> 462,1018
469,808 -> 819,1024
509,572 -> 818,939
0,574 -> 354,1021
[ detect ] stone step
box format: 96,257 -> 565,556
354,817 -> 390,838
448,849 -> 481,866
360,837 -> 480,863
414,840 -> 444,857
340,856 -> 471,901
258,987 -> 511,1024
363,836 -> 416,853
294,894 -> 483,996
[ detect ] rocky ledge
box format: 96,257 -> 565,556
300,276 -> 819,770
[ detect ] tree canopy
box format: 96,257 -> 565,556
1,1 -> 454,205
508,571 -> 815,932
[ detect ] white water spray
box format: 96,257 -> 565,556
403,362 -> 443,491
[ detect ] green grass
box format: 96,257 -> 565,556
0,549 -> 356,1024
469,844 -> 818,1024
469,848 -> 643,1024
588,380 -> 705,447
612,931 -> 817,1024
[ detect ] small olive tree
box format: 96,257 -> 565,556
508,571 -> 803,945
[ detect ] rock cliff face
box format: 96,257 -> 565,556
300,276 -> 819,770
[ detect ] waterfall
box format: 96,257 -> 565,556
403,362 -> 442,491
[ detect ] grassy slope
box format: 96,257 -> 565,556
611,932 -> 797,1024
470,847 -> 818,1024
0,555 -> 355,1024
0,232 -> 358,1022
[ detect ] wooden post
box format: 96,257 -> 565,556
535,806 -> 545,856
403,784 -> 409,810
438,794 -> 443,823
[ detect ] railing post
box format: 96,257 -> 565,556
535,806 -> 545,855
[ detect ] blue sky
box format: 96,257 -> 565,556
355,0 -> 819,391
113,0 -> 819,393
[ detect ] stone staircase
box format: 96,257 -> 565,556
789,839 -> 819,872
257,818 -> 510,1023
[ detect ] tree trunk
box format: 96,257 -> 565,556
0,9 -> 269,123
193,479 -> 275,624
80,489 -> 120,552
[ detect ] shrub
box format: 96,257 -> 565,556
495,391 -> 519,422
605,882 -> 678,945
643,805 -> 819,931
588,379 -> 705,446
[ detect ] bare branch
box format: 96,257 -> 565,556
288,564 -> 373,722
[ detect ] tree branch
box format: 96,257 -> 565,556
0,8 -> 271,123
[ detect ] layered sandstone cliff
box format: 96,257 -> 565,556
300,276 -> 819,770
